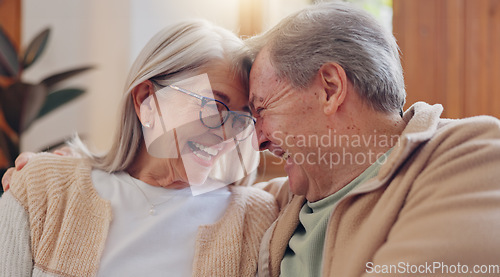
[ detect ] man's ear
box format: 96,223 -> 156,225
131,80 -> 156,126
318,62 -> 347,115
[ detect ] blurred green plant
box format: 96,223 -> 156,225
0,26 -> 92,191
341,0 -> 393,32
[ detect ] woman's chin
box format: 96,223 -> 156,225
179,139 -> 233,187
181,153 -> 212,184
187,174 -> 209,187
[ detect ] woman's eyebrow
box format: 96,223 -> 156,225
213,90 -> 230,104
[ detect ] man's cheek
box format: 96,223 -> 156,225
271,130 -> 284,146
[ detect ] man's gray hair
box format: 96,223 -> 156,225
247,1 -> 406,113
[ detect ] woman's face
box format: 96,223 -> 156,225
179,62 -> 250,185
142,61 -> 251,186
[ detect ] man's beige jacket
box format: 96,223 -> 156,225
257,102 -> 500,277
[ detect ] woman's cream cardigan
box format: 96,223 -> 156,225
0,154 -> 278,276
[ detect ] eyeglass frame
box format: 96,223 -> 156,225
149,79 -> 256,136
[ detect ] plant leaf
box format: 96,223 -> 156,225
22,28 -> 50,70
36,88 -> 85,119
0,129 -> 19,169
0,25 -> 20,77
0,130 -> 13,168
0,82 -> 26,133
20,83 -> 48,132
41,66 -> 94,90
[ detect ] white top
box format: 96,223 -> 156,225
91,169 -> 231,277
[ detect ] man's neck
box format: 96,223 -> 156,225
308,109 -> 406,201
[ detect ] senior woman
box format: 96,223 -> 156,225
0,20 -> 278,276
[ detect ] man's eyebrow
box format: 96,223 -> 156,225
213,90 -> 230,104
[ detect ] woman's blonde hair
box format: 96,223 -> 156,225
71,19 -> 252,173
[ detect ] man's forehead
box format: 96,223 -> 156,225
250,48 -> 274,80
249,49 -> 275,105
249,79 -> 267,110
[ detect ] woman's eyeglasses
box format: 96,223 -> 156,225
151,80 -> 255,141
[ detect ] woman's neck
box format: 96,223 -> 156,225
126,145 -> 190,189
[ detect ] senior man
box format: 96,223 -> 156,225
248,2 -> 500,277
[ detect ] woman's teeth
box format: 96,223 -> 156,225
190,141 -> 219,161
194,151 -> 211,161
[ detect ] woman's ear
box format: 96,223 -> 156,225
318,62 -> 347,115
131,80 -> 156,128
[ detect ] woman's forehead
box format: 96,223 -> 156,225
204,64 -> 248,109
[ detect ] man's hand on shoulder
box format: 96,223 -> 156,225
1,147 -> 79,191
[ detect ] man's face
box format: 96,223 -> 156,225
249,49 -> 329,197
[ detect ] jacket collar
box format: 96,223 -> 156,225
378,102 -> 443,181
351,102 -> 444,195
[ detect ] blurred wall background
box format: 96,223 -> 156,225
394,0 -> 500,119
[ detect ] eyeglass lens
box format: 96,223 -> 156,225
231,114 -> 255,141
200,100 -> 254,141
200,100 -> 229,128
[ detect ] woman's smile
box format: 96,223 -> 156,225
187,140 -> 221,163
